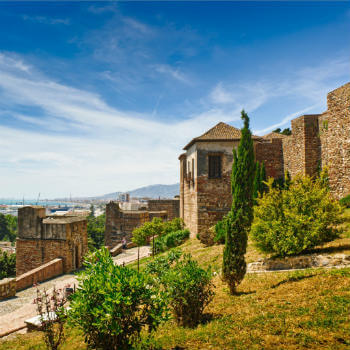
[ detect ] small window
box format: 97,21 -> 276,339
208,155 -> 222,179
192,159 -> 195,180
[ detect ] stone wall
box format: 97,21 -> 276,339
282,115 -> 320,178
0,278 -> 16,300
16,258 -> 63,291
16,207 -> 88,276
255,139 -> 284,179
320,83 -> 350,198
148,199 -> 180,220
105,202 -> 149,247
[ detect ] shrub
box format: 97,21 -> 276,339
34,286 -> 68,350
68,248 -> 168,350
154,229 -> 190,253
251,174 -> 343,257
163,218 -> 184,235
0,251 -> 16,279
340,195 -> 350,208
146,251 -> 214,328
214,217 -> 227,244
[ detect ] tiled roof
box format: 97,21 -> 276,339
262,132 -> 289,139
183,122 -> 261,150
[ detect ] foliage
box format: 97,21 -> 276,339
153,229 -> 190,253
0,213 -> 17,242
163,217 -> 184,235
87,213 -> 105,250
214,216 -> 227,244
251,173 -> 343,257
0,251 -> 16,279
273,127 -> 292,136
34,286 -> 68,350
340,195 -> 350,208
223,110 -> 255,294
253,161 -> 267,201
68,248 -> 168,350
146,251 -> 214,328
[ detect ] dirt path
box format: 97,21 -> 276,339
0,246 -> 151,337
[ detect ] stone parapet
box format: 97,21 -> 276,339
0,278 -> 16,300
16,258 -> 63,291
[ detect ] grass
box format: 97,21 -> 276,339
2,209 -> 350,349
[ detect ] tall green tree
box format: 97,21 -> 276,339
87,213 -> 105,250
0,213 -> 11,241
223,110 -> 255,294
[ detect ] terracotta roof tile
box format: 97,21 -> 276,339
262,132 -> 289,139
184,122 -> 262,150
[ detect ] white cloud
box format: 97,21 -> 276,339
22,15 -> 70,25
0,53 -> 348,197
153,64 -> 190,84
0,54 -> 241,197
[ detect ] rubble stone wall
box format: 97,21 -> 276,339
16,258 -> 63,291
255,139 -> 284,179
0,278 -> 16,300
148,199 -> 180,220
320,83 -> 350,199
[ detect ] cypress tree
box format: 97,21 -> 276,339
223,110 -> 255,294
260,162 -> 267,194
253,161 -> 261,201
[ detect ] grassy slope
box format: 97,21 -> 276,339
2,210 -> 350,350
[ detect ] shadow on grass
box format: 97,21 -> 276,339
306,244 -> 350,255
271,274 -> 315,289
235,290 -> 256,296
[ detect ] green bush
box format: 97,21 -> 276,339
163,218 -> 184,235
153,229 -> 190,253
0,251 -> 16,279
340,195 -> 350,208
214,217 -> 227,244
68,248 -> 169,350
251,174 -> 343,257
146,251 -> 214,328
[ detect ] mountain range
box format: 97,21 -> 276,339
93,183 -> 179,200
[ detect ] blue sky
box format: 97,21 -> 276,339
0,1 -> 349,198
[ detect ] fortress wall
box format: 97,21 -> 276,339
255,139 -> 284,179
148,199 -> 180,220
282,115 -> 320,178
320,83 -> 350,198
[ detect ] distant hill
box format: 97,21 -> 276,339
96,183 -> 179,200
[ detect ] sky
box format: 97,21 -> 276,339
0,1 -> 349,198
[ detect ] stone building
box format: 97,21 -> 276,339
148,198 -> 180,220
16,206 -> 88,276
105,202 -> 168,247
179,82 -> 350,241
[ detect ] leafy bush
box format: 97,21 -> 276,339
0,251 -> 16,279
68,248 -> 169,350
146,251 -> 214,328
340,195 -> 350,208
214,217 -> 227,244
34,286 -> 67,350
251,174 -> 343,257
0,213 -> 17,242
87,212 -> 105,250
154,229 -> 189,253
163,218 -> 184,235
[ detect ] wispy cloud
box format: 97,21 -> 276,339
0,52 -> 348,197
153,64 -> 190,84
22,15 -> 70,25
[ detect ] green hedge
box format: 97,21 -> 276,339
154,229 -> 190,253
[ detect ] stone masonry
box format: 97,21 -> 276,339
105,202 -> 168,247
148,199 -> 180,220
179,82 -> 350,241
16,206 -> 88,276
